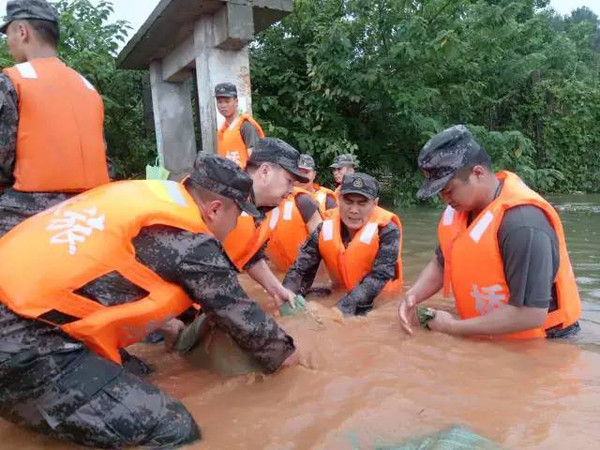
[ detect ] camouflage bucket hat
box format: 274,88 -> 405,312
297,154 -> 315,171
190,154 -> 260,217
416,125 -> 484,200
330,153 -> 357,169
249,138 -> 310,183
214,82 -> 237,98
1,0 -> 59,34
340,172 -> 379,200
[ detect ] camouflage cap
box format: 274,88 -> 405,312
190,154 -> 260,217
330,153 -> 357,169
214,82 -> 237,98
297,154 -> 315,171
0,0 -> 59,34
248,137 -> 310,183
340,172 -> 379,200
417,124 -> 486,200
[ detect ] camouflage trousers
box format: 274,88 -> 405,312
0,346 -> 200,448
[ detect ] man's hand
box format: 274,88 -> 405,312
427,310 -> 458,334
160,318 -> 185,352
273,285 -> 297,308
398,293 -> 418,335
281,350 -> 300,367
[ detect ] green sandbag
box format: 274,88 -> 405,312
145,157 -> 170,180
375,426 -> 501,450
174,315 -> 261,377
416,306 -> 437,329
279,295 -> 307,316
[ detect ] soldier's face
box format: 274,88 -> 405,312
209,200 -> 242,240
216,97 -> 238,118
295,169 -> 316,189
332,166 -> 354,184
5,21 -> 28,63
252,164 -> 294,207
339,193 -> 377,231
439,168 -> 482,212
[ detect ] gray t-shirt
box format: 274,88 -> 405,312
436,205 -> 559,309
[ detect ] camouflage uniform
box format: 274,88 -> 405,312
0,0 -> 113,239
0,155 -> 294,447
283,173 -> 400,316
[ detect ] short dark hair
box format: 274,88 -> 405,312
455,149 -> 493,181
27,19 -> 60,47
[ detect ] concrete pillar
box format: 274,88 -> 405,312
149,61 -> 197,179
194,13 -> 254,155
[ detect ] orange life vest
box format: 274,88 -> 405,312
266,188 -> 314,272
312,184 -> 337,214
3,57 -> 109,192
222,206 -> 280,271
0,180 -> 209,363
217,114 -> 265,168
318,207 -> 403,292
438,171 -> 581,339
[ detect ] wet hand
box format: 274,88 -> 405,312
427,310 -> 457,334
398,293 -> 418,335
160,318 -> 185,352
274,286 -> 297,308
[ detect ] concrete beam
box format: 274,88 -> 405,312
161,36 -> 195,82
118,0 -> 294,71
214,1 -> 255,50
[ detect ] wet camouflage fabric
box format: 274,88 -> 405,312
417,124 -> 483,199
0,74 -> 18,188
283,221 -> 400,315
0,223 -> 295,446
1,0 -> 59,33
0,347 -> 200,448
298,154 -> 315,170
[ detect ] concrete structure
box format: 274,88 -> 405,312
118,0 -> 293,179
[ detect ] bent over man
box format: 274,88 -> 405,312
399,125 -> 581,339
0,155 -> 296,448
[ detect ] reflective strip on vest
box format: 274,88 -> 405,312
283,201 -> 294,221
442,206 -> 455,226
269,207 -> 280,229
16,62 -> 38,79
322,219 -> 334,241
360,222 -> 378,245
469,211 -> 494,243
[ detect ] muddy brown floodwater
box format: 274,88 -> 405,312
2,194 -> 600,449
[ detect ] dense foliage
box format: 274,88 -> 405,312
0,0 -> 598,204
250,0 -> 600,204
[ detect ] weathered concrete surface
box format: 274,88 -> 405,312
149,61 -> 197,180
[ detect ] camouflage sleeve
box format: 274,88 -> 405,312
337,222 -> 400,315
0,74 -> 18,188
167,233 -> 295,373
240,120 -> 261,150
283,224 -> 322,295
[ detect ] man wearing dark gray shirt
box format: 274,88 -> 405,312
399,125 -> 581,339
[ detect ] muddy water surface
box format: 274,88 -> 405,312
2,195 -> 600,449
